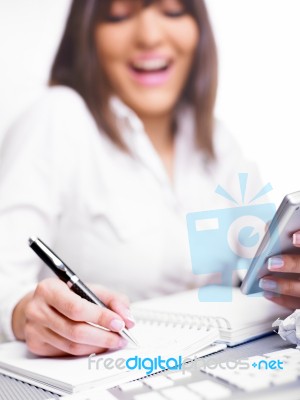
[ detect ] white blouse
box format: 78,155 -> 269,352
0,86 -> 260,340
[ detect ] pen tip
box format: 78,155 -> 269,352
28,237 -> 36,246
120,329 -> 139,347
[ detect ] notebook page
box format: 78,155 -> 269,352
0,320 -> 218,393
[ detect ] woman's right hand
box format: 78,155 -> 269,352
12,278 -> 135,356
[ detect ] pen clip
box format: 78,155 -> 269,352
42,248 -> 67,271
54,262 -> 68,271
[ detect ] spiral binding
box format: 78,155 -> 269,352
132,308 -> 231,330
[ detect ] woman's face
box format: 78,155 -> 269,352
95,0 -> 199,118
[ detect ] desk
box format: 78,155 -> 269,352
0,334 -> 298,400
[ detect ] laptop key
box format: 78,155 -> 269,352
188,380 -> 231,399
143,375 -> 174,389
166,371 -> 192,381
235,377 -> 271,392
119,380 -> 145,392
162,386 -> 200,400
134,392 -> 165,400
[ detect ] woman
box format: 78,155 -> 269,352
0,0 -> 298,357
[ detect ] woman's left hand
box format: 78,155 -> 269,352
259,231 -> 300,309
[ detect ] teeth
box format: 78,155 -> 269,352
132,59 -> 169,71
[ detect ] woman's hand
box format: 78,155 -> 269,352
259,230 -> 300,309
12,278 -> 135,356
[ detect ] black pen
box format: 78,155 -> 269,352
28,237 -> 138,347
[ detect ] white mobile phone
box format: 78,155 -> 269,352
241,191 -> 300,294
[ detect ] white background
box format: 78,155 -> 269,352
0,0 -> 299,206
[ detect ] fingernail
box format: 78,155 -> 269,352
259,278 -> 277,291
268,256 -> 284,270
116,304 -> 136,323
293,233 -> 300,246
118,338 -> 128,348
110,319 -> 125,332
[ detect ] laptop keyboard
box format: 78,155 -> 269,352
109,347 -> 300,400
1,336 -> 298,400
203,348 -> 300,392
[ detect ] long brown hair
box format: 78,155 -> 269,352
50,0 -> 218,159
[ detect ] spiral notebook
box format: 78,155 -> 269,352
0,312 -> 221,395
132,286 -> 290,346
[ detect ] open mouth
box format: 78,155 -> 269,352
128,58 -> 174,86
129,58 -> 172,73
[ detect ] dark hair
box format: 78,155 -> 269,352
50,0 -> 218,159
